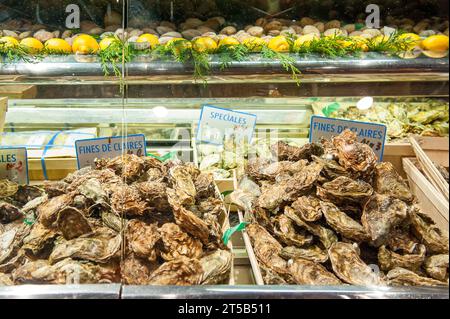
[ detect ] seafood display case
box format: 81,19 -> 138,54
1,0 -> 449,299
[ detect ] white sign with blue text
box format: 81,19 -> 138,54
196,105 -> 257,145
310,116 -> 387,161
75,134 -> 146,169
0,147 -> 29,184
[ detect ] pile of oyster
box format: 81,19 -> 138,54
0,155 -> 231,286
234,130 -> 449,286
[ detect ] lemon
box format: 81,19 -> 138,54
44,38 -> 72,54
192,37 -> 218,53
398,33 -> 421,51
20,38 -> 44,53
72,34 -> 100,55
268,36 -> 289,52
137,34 -> 159,48
0,36 -> 19,48
218,37 -> 240,47
350,36 -> 369,52
242,37 -> 266,52
294,34 -> 318,50
421,35 -> 449,52
99,37 -> 118,51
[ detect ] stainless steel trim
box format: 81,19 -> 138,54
0,284 -> 121,299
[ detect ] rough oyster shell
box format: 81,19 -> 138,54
134,181 -> 170,212
121,253 -> 159,285
272,141 -> 324,162
361,194 -> 408,247
76,178 -> 108,204
148,257 -> 202,285
387,267 -> 448,287
159,223 -> 203,261
0,273 -> 13,286
312,155 -> 351,181
290,196 -> 323,222
288,258 -> 342,285
171,203 -> 211,245
316,176 -> 373,205
259,160 -> 308,182
43,180 -> 68,198
373,162 -> 414,203
37,193 -> 74,227
57,207 -> 92,240
22,223 -> 57,257
387,229 -> 421,254
409,206 -> 449,254
199,249 -> 232,285
110,185 -> 148,216
0,202 -> 22,224
320,201 -> 369,242
329,242 -> 383,286
378,244 -> 426,272
194,172 -> 216,200
272,214 -> 313,247
13,185 -> 44,205
280,245 -> 328,263
169,166 -> 197,206
285,206 -> 338,249
424,255 -> 449,281
0,179 -> 19,198
126,220 -> 160,262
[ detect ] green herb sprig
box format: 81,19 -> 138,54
261,45 -> 301,86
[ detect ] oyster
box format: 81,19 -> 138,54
290,196 -> 323,222
0,179 -> 18,198
373,162 -> 414,203
121,253 -> 159,285
100,210 -> 124,233
147,257 -> 202,285
259,160 -> 308,181
316,176 -> 373,205
76,178 -> 108,204
272,141 -> 324,162
22,223 -> 57,257
199,153 -> 221,171
387,267 -> 448,287
378,245 -> 426,272
361,194 -> 408,247
409,206 -> 449,254
332,129 -> 377,177
246,223 -> 290,280
0,228 -> 17,265
0,202 -> 22,223
229,189 -> 255,212
329,242 -> 383,286
57,207 -> 92,240
424,255 -> 449,281
159,223 -> 203,261
12,260 -> 51,284
169,166 -> 197,206
320,201 -> 369,242
312,155 -> 351,181
126,220 -> 160,262
37,193 -> 74,227
199,249 -> 232,285
171,204 -> 210,245
280,245 -> 328,263
260,265 -> 290,285
272,214 -> 314,247
285,207 -> 338,249
134,181 -> 170,212
194,173 -> 216,200
387,229 -> 421,254
0,273 -> 13,286
13,185 -> 44,205
43,180 -> 68,198
288,258 -> 342,285
110,185 -> 148,216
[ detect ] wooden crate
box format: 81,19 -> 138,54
0,85 -> 37,99
384,137 -> 449,178
28,157 -> 78,181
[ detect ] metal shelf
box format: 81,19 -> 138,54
0,284 -> 121,299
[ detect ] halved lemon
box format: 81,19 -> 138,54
350,36 -> 369,52
398,33 -> 422,51
44,38 -> 72,54
20,38 -> 44,53
268,36 -> 289,52
192,37 -> 218,53
72,34 -> 100,55
136,34 -> 159,48
218,37 -> 240,48
242,37 -> 266,52
0,36 -> 19,48
421,34 -> 449,52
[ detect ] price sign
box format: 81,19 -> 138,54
0,147 -> 29,184
310,116 -> 387,161
75,134 -> 146,169
196,105 -> 257,145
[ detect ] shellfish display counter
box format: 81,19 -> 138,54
0,0 -> 449,299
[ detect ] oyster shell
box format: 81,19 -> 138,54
378,244 -> 426,272
285,206 -> 338,249
171,204 -> 211,245
199,249 -> 232,285
22,223 -> 57,257
194,172 -> 216,200
13,185 -> 44,205
110,185 -> 148,216
134,182 -> 170,212
76,178 -> 108,204
312,155 -> 351,181
409,206 -> 449,254
387,267 -> 448,287
373,162 -> 414,203
126,220 -> 160,262
316,176 -> 373,205
387,229 -> 421,254
320,201 -> 369,242
259,160 -> 308,181
38,193 -> 74,227
272,141 -> 324,162
57,207 -> 92,240
0,202 -> 22,223
121,253 -> 159,285
424,255 -> 449,281
148,257 -> 202,285
0,179 -> 19,198
272,214 -> 314,247
43,180 -> 68,198
0,273 -> 13,286
290,196 -> 323,222
329,242 -> 383,286
280,245 -> 328,263
361,194 -> 408,247
159,223 -> 203,261
169,166 -> 197,206
288,258 -> 342,285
